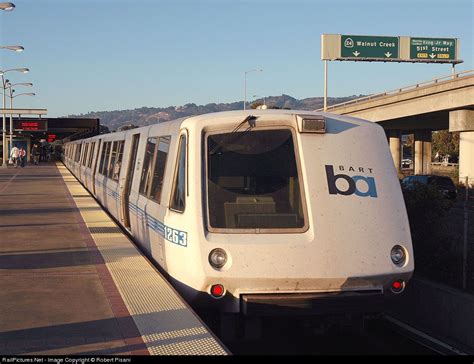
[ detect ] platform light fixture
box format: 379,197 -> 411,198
0,45 -> 24,52
4,82 -> 33,90
0,2 -> 15,11
0,68 -> 29,76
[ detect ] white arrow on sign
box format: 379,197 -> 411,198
353,51 -> 360,57
384,52 -> 392,58
429,53 -> 436,59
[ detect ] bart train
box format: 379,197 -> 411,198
63,110 -> 414,317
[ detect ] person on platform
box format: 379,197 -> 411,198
19,147 -> 26,168
31,144 -> 40,165
10,146 -> 20,168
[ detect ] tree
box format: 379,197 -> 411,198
119,124 -> 138,131
99,125 -> 110,134
250,101 -> 263,109
432,130 -> 459,159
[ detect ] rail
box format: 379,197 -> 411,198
321,68 -> 474,111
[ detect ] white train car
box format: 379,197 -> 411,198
64,110 -> 414,318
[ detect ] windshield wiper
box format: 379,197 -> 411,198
209,115 -> 258,155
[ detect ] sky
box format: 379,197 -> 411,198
0,0 -> 472,117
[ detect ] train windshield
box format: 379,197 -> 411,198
207,129 -> 306,231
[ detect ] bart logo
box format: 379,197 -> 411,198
325,165 -> 377,198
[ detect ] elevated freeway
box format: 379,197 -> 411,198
323,69 -> 474,184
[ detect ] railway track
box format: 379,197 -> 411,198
220,315 -> 467,355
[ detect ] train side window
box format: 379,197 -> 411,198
104,142 -> 112,176
139,137 -> 157,196
149,136 -> 171,203
111,140 -> 125,181
74,144 -> 81,162
170,135 -> 186,212
99,142 -> 111,176
98,143 -> 107,174
87,142 -> 95,168
79,144 -> 83,164
82,144 -> 89,166
82,144 -> 87,166
108,141 -> 118,179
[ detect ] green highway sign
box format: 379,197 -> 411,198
410,37 -> 457,61
341,35 -> 399,60
321,34 -> 462,64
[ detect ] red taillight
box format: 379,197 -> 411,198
210,284 -> 225,298
391,280 -> 405,293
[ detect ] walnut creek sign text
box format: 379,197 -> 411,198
341,35 -> 399,60
321,34 -> 461,64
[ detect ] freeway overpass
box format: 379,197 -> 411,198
323,69 -> 474,185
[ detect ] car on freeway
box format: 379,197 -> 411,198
401,159 -> 412,169
401,175 -> 457,200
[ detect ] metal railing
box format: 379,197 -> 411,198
321,68 -> 474,111
431,162 -> 459,167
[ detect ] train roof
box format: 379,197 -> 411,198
67,109 -> 380,143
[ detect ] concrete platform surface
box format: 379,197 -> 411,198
0,163 -> 227,355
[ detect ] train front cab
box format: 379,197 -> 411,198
179,111 -> 414,317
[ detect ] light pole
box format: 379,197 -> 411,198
1,68 -> 29,167
0,2 -> 15,11
0,1 -> 17,165
244,69 -> 262,110
4,83 -> 33,153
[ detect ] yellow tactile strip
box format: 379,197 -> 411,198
57,163 -> 228,355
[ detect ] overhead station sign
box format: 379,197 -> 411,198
322,34 -> 462,64
13,119 -> 48,131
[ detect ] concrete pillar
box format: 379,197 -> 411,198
414,130 -> 432,175
387,130 -> 401,174
459,131 -> 474,187
450,110 -> 474,187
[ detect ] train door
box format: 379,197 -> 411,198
92,139 -> 102,196
129,132 -> 152,251
121,134 -> 140,229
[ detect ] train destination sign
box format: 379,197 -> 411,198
410,37 -> 457,61
13,119 -> 48,131
341,35 -> 399,60
321,34 -> 462,64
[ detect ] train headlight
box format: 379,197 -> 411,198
209,248 -> 227,269
391,245 -> 406,266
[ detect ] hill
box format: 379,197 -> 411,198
66,94 -> 364,132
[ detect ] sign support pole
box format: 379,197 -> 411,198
324,60 -> 328,111
1,75 -> 6,168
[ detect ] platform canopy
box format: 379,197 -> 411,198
0,108 -> 47,115
8,116 -> 100,142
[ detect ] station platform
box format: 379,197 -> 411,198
0,162 -> 228,355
